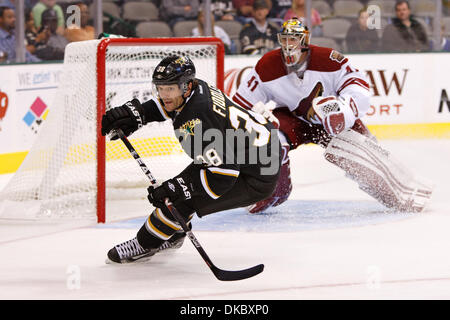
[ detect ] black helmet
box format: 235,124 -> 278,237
152,55 -> 196,94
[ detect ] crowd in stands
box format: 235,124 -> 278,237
1,0 -> 450,63
0,0 -> 96,62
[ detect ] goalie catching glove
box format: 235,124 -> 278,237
101,99 -> 145,139
312,95 -> 358,136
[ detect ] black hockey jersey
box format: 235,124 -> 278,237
139,79 -> 280,200
239,19 -> 279,55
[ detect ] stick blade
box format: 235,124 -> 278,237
212,264 -> 264,281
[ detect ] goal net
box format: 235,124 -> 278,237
0,37 -> 224,222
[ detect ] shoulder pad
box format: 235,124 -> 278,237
255,48 -> 287,82
308,45 -> 348,72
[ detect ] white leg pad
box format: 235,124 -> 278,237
324,130 -> 433,212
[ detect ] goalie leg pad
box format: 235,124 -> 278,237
324,130 -> 433,212
351,119 -> 374,140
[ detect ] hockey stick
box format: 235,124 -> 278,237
114,129 -> 264,281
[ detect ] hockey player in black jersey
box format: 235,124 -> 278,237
101,55 -> 281,263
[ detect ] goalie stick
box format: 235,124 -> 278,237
114,129 -> 264,281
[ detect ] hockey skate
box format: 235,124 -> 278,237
106,232 -> 186,264
156,231 -> 186,252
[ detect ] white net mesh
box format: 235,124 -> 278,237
0,39 -> 221,221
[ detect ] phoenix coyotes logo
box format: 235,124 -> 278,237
179,118 -> 201,139
294,82 -> 324,124
329,50 -> 345,63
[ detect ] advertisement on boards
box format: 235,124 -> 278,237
0,64 -> 62,155
0,52 -> 449,173
223,53 -> 450,125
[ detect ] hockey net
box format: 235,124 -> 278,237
0,37 -> 224,222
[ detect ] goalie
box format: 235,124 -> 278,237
233,18 -> 432,214
101,55 -> 281,263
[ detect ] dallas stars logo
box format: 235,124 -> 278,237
179,118 -> 201,139
174,57 -> 188,66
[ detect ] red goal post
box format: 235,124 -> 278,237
0,37 -> 224,223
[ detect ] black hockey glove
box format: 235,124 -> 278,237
101,99 -> 145,139
147,177 -> 194,210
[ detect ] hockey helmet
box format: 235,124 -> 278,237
278,18 -> 310,66
152,55 -> 196,95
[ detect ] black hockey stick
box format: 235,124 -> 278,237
114,129 -> 264,281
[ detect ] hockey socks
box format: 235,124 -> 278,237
138,207 -> 188,247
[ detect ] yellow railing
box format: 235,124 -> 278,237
1,123 -> 450,174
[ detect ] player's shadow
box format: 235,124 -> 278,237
192,200 -> 415,232
102,200 -> 415,232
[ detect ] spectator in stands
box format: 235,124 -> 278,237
192,9 -> 233,54
381,0 -> 428,52
268,0 -> 292,20
159,0 -> 200,29
239,0 -> 278,55
232,0 -> 254,24
283,0 -> 322,36
440,36 -> 450,52
34,8 -> 68,60
345,7 -> 379,53
0,6 -> 40,62
64,2 -> 95,42
0,0 -> 13,9
211,0 -> 236,21
0,0 -> 35,10
32,0 -> 65,35
25,9 -> 49,55
444,0 -> 450,16
233,0 -> 272,25
437,22 -> 450,52
0,49 -> 6,62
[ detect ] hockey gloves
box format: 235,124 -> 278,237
252,101 -> 280,129
312,96 -> 357,136
147,177 -> 194,211
101,99 -> 145,139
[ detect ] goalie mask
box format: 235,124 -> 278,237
278,18 -> 310,66
152,55 -> 196,95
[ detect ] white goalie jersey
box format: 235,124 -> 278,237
233,45 -> 433,213
233,45 -> 371,126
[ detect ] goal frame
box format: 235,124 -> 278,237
95,37 -> 225,223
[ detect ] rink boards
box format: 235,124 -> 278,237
0,52 -> 449,174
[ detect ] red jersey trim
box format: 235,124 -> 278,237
337,77 -> 370,95
232,93 -> 253,109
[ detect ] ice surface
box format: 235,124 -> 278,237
0,140 -> 449,299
